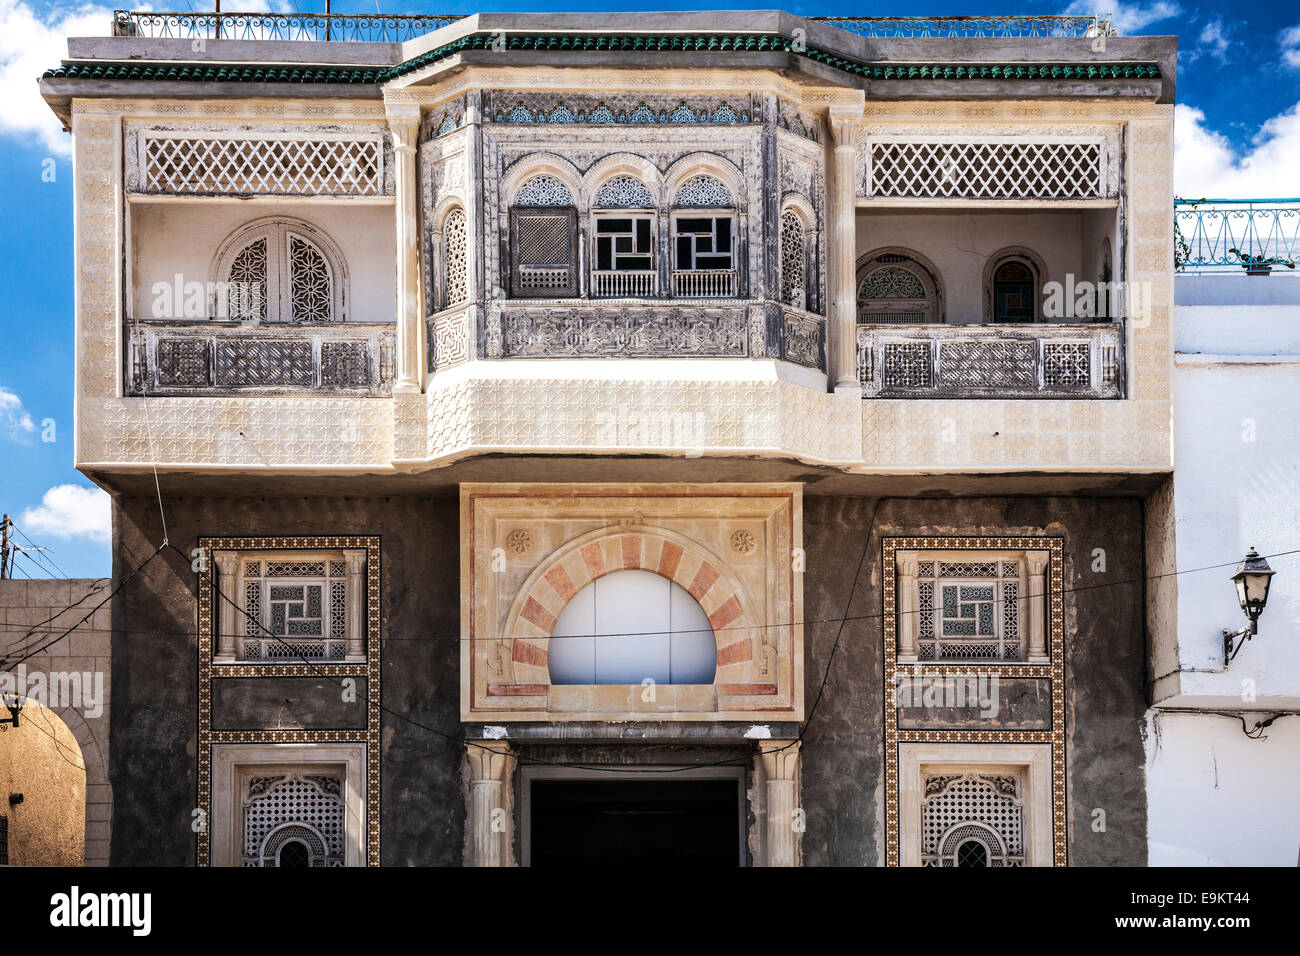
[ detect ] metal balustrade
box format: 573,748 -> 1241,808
112,10 -> 463,42
814,15 -> 1114,38
671,269 -> 737,298
1174,199 -> 1300,275
856,322 -> 1124,399
592,270 -> 657,298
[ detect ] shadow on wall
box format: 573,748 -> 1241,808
0,702 -> 86,865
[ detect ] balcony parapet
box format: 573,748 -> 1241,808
127,320 -> 395,396
856,321 -> 1123,399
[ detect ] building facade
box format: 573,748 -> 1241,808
39,10 -> 1179,866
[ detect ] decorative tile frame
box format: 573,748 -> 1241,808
883,536 -> 1065,867
195,535 -> 381,866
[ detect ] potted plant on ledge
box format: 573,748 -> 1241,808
1230,248 -> 1297,276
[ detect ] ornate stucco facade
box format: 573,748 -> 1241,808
40,10 -> 1176,867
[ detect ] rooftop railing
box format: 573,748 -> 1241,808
1174,199 -> 1300,275
110,10 -> 1114,43
111,10 -> 464,42
813,15 -> 1115,38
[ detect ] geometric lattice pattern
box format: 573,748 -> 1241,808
142,135 -> 383,196
214,340 -> 314,388
289,237 -> 332,322
869,140 -> 1102,199
915,559 -> 1023,661
674,175 -> 733,207
938,341 -> 1037,388
860,266 -> 927,300
921,772 -> 1025,867
780,210 -> 806,308
514,175 -> 573,206
241,558 -> 350,661
242,772 -> 346,867
1042,342 -> 1091,387
882,342 -> 932,387
442,209 -> 468,309
594,175 -> 655,208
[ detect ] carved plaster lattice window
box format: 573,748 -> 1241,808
921,771 -> 1026,867
212,551 -> 367,663
214,219 -> 345,323
509,178 -> 577,298
780,210 -> 807,309
241,770 -> 346,867
442,208 -> 468,308
867,138 -> 1103,200
857,253 -> 940,325
897,551 -> 1049,663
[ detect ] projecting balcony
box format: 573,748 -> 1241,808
591,270 -> 657,298
127,321 -> 396,396
671,269 -> 738,298
856,322 -> 1124,399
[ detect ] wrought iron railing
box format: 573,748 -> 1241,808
111,10 -> 463,42
813,15 -> 1114,38
1174,199 -> 1300,274
856,322 -> 1124,399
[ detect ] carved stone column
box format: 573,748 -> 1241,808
828,105 -> 863,395
1026,552 -> 1049,663
758,740 -> 801,867
466,741 -> 515,866
213,551 -> 239,662
388,105 -> 423,393
344,550 -> 366,662
898,556 -> 919,662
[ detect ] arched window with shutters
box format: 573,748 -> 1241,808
441,207 -> 468,309
591,174 -> 658,298
779,207 -> 808,310
212,218 -> 346,323
856,250 -> 943,324
983,248 -> 1046,323
509,175 -> 578,298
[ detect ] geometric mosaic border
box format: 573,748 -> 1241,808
195,535 -> 381,867
883,535 -> 1065,867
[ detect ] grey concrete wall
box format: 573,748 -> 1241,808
799,495 -> 1149,867
110,490 -> 1147,866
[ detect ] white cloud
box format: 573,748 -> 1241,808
20,484 -> 111,544
1282,24 -> 1300,69
1066,0 -> 1180,34
1176,102 -> 1300,198
0,385 -> 35,441
1195,20 -> 1231,65
0,1 -> 113,155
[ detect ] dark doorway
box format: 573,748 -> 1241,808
529,779 -> 742,866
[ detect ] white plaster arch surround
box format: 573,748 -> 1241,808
664,151 -> 745,207
780,192 -> 816,228
982,245 -> 1050,323
581,153 -> 664,207
856,245 -> 947,323
500,153 -> 583,207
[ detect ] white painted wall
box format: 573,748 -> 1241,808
1148,273 -> 1300,865
1146,711 -> 1300,866
129,201 -> 397,323
854,208 -> 1116,323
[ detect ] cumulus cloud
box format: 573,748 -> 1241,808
20,484 -> 111,544
0,1 -> 113,156
1194,20 -> 1232,65
1065,0 -> 1180,34
1175,102 -> 1300,198
0,385 -> 35,441
1282,24 -> 1300,69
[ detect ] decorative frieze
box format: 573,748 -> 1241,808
499,306 -> 748,358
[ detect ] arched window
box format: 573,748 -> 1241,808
442,208 -> 468,309
992,258 -> 1036,322
780,208 -> 807,309
592,175 -> 657,297
548,569 -> 717,685
957,839 -> 990,868
671,175 -> 737,297
214,218 -> 346,323
509,176 -> 577,298
856,252 -> 941,324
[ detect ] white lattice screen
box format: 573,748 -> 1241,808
141,133 -> 384,196
241,559 -> 350,661
916,560 -> 1022,661
867,138 -> 1104,200
241,772 -> 346,867
921,771 -> 1025,867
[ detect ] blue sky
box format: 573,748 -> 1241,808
0,0 -> 1296,578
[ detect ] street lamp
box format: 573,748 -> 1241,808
1223,547 -> 1276,665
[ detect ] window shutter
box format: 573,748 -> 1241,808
510,206 -> 577,297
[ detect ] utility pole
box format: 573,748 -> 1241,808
1,514 -> 9,579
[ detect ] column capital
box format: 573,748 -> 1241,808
1027,551 -> 1050,575
343,549 -> 366,574
467,740 -> 516,782
758,739 -> 800,781
212,550 -> 239,576
385,105 -> 421,148
828,104 -> 863,146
